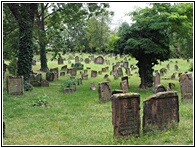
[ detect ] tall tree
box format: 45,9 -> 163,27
7,3 -> 38,90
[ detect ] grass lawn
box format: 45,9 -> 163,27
2,53 -> 194,145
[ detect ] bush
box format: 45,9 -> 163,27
61,78 -> 77,91
71,62 -> 84,70
189,62 -> 193,72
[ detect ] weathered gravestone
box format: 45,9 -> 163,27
122,76 -> 129,89
98,81 -> 112,102
102,67 -> 107,72
60,71 -> 65,76
123,62 -> 129,69
143,91 -> 179,133
46,72 -> 55,81
58,58 -> 64,64
91,70 -> 97,78
94,56 -> 104,64
7,76 -> 24,95
120,80 -> 128,93
111,93 -> 140,137
153,84 -> 167,94
50,68 -> 58,80
40,80 -> 49,87
77,78 -> 82,85
112,65 -> 118,73
71,68 -> 77,76
117,68 -> 123,77
35,73 -> 42,82
30,80 -> 41,87
154,72 -> 160,86
67,68 -> 72,74
179,73 -> 193,101
61,65 -> 67,71
174,65 -> 178,71
75,56 -> 79,63
85,58 -> 90,64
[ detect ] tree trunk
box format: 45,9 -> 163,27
8,3 -> 38,91
137,58 -> 154,89
37,3 -> 49,72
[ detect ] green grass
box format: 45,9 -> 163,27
3,53 -> 193,145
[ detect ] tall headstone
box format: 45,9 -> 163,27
71,68 -> 77,76
122,76 -> 129,89
117,68 -> 123,77
154,72 -> 160,86
75,56 -> 79,63
98,81 -> 112,102
179,73 -> 193,101
120,80 -> 128,93
143,91 -> 179,133
111,93 -> 140,137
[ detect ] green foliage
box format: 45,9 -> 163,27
32,94 -> 49,106
71,62 -> 84,70
188,62 -> 193,72
61,78 -> 77,90
24,81 -> 33,91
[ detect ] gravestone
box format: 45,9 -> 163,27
166,63 -> 170,70
30,80 -> 41,87
98,71 -> 102,75
153,84 -> 167,94
60,71 -> 65,76
75,56 -> 79,63
67,68 -> 72,74
46,72 -> 55,81
120,80 -> 128,93
82,74 -> 88,80
71,68 -> 77,76
77,78 -> 82,85
123,62 -> 129,69
41,80 -> 49,87
84,69 -> 88,74
174,65 -> 178,71
50,68 -> 58,80
125,68 -> 131,75
168,83 -> 175,89
61,65 -> 67,71
91,70 -> 97,78
98,81 -> 112,102
35,73 -> 42,82
179,73 -> 193,101
7,76 -> 24,95
85,58 -> 90,64
58,58 -> 64,64
122,76 -> 129,89
102,67 -> 107,72
111,93 -> 140,137
171,73 -> 176,80
104,74 -> 109,79
143,91 -> 179,133
154,72 -> 160,86
94,56 -> 104,64
117,68 -> 123,77
112,65 -> 118,72
90,82 -> 96,90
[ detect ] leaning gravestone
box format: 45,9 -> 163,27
98,81 -> 112,102
120,80 -> 128,93
94,56 -> 104,64
154,72 -> 160,86
7,76 -> 24,95
143,91 -> 179,133
179,73 -> 193,101
30,80 -> 41,87
111,93 -> 140,137
50,68 -> 58,80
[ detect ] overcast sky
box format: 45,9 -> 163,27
107,2 -> 150,29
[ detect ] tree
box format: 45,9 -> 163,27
7,3 -> 38,90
